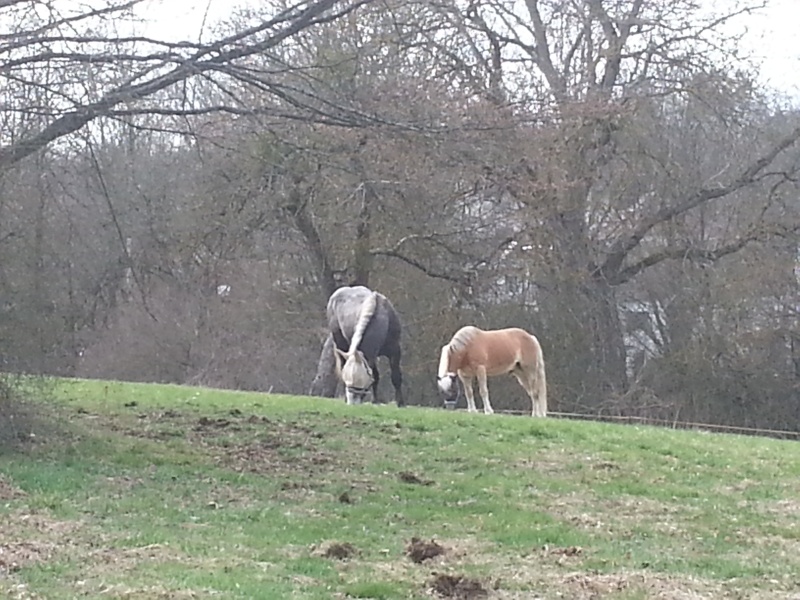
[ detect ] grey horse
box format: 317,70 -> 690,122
325,285 -> 405,406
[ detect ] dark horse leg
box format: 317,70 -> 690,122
388,348 -> 405,407
369,358 -> 381,404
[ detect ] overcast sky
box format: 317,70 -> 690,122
732,0 -> 799,99
138,0 -> 800,100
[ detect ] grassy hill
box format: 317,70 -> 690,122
2,379 -> 799,599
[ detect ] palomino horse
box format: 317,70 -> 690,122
327,285 -> 405,406
437,326 -> 547,417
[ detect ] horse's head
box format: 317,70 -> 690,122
437,373 -> 459,408
335,348 -> 373,405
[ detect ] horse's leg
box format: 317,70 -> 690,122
370,359 -> 381,404
514,371 -> 538,417
531,372 -> 546,417
459,374 -> 478,413
477,366 -> 493,415
388,350 -> 405,407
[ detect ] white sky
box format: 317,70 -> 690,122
730,0 -> 800,100
138,0 -> 800,101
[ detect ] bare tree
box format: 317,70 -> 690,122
0,0 -> 376,170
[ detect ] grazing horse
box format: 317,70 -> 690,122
437,326 -> 547,417
327,285 -> 405,406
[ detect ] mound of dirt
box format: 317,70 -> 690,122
406,537 -> 446,563
195,416 -> 231,429
321,542 -> 358,560
429,573 -> 488,599
398,471 -> 434,486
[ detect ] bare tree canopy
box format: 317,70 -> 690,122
0,0 -> 373,169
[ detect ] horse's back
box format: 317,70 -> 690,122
327,286 -> 372,341
492,328 -> 540,359
457,326 -> 539,375
326,286 -> 399,359
327,286 -> 372,321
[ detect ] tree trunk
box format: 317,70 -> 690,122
536,169 -> 629,408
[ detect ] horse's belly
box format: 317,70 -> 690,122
459,357 -> 518,378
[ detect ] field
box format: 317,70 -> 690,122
2,379 -> 800,599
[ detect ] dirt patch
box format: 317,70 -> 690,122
221,437 -> 332,476
429,573 -> 488,599
0,512 -> 84,576
321,542 -> 358,560
558,571 -> 732,600
398,471 -> 434,486
195,416 -> 233,430
564,573 -> 629,596
191,413 -> 331,474
406,537 -> 446,563
548,545 -> 582,557
542,545 -> 583,566
758,498 -> 800,519
0,477 -> 26,501
592,461 -> 619,471
5,512 -> 84,537
0,541 -> 53,574
72,408 -> 344,486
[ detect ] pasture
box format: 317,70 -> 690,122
2,379 -> 800,599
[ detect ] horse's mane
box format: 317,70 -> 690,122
448,325 -> 480,353
439,326 -> 481,377
348,291 -> 379,355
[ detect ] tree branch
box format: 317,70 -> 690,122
600,125 -> 800,281
610,222 -> 800,285
0,0 -> 371,169
523,0 -> 566,102
587,0 -> 644,91
369,248 -> 470,285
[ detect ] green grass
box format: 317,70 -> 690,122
1,378 -> 800,599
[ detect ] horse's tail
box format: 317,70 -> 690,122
532,334 -> 547,417
348,291 -> 378,355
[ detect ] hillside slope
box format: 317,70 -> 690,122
2,378 -> 799,599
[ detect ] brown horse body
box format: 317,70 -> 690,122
438,326 -> 547,417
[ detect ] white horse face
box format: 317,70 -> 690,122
437,373 -> 458,404
339,349 -> 373,405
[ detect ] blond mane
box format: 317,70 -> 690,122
449,325 -> 481,353
438,326 -> 482,377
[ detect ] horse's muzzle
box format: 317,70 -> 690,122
345,386 -> 370,405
